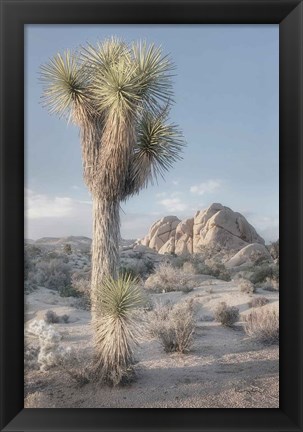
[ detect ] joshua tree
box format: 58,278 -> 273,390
40,38 -> 184,376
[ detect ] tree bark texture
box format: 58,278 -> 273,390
91,196 -> 120,318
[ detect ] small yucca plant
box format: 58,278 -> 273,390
93,273 -> 144,385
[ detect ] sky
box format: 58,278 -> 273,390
25,24 -> 279,242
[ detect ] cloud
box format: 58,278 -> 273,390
190,179 -> 222,196
158,197 -> 187,212
25,189 -> 159,241
155,192 -> 167,199
25,189 -> 80,219
172,180 -> 179,186
25,189 -> 93,239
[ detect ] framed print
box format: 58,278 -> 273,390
0,0 -> 302,431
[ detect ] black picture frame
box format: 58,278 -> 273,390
0,0 -> 302,431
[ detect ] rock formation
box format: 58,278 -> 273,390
138,203 -> 265,255
225,243 -> 272,268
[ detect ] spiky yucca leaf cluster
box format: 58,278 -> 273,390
93,274 -> 144,385
40,37 -> 185,196
40,51 -> 91,120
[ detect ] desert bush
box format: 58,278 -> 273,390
63,243 -> 72,255
238,279 -> 255,295
149,302 -> 195,353
214,302 -> 239,327
120,259 -> 155,278
24,244 -> 42,260
28,319 -> 68,371
44,310 -> 69,324
244,308 -> 279,344
34,259 -> 77,297
71,272 -> 91,309
145,263 -> 193,293
262,277 -> 279,292
93,274 -> 144,386
171,254 -> 192,269
248,296 -> 269,308
55,348 -> 91,386
208,262 -> 231,281
24,345 -> 40,370
173,254 -> 231,281
182,261 -> 197,274
24,247 -> 41,293
267,239 -> 279,262
250,263 -> 279,285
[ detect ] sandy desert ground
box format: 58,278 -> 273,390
24,279 -> 279,408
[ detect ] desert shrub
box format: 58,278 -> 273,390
149,301 -> 173,337
55,348 -> 91,386
119,265 -> 141,279
44,310 -> 69,324
214,302 -> 239,327
71,272 -> 91,309
24,247 -> 41,293
120,259 -> 155,278
171,254 -> 192,269
244,308 -> 279,344
173,254 -> 231,281
248,296 -> 269,308
250,263 -> 279,285
238,279 -> 255,294
149,302 -> 195,353
63,243 -> 72,255
28,319 -> 67,371
93,274 -> 144,386
262,277 -> 279,292
24,345 -> 40,370
145,263 -> 194,293
207,262 -> 231,281
267,239 -> 279,262
24,244 -> 42,260
182,261 -> 196,274
35,259 -> 74,296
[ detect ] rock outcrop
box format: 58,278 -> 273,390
138,203 -> 265,255
225,243 -> 272,268
140,216 -> 181,252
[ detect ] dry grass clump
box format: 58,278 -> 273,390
238,279 -> 255,295
244,307 -> 279,344
144,263 -> 194,293
71,272 -> 91,310
149,301 -> 195,353
55,349 -> 91,387
44,310 -> 69,324
93,274 -> 144,386
248,296 -> 269,308
173,254 -> 231,281
214,302 -> 239,327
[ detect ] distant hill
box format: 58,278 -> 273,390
25,236 -> 136,253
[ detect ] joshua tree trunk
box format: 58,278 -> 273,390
91,196 -> 120,318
